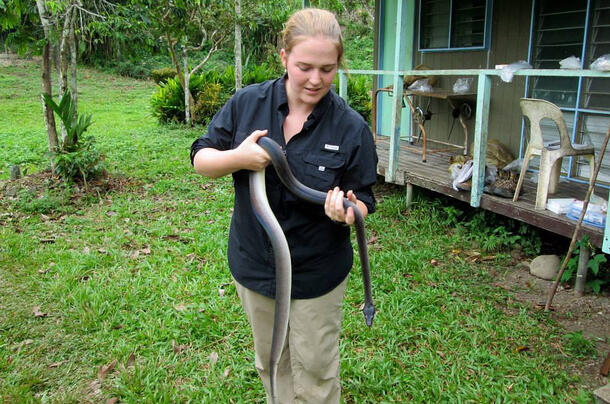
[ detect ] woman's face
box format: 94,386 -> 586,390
281,35 -> 339,108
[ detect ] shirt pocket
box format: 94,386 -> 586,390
301,151 -> 346,191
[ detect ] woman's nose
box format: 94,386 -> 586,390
309,69 -> 322,84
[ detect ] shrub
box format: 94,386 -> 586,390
151,77 -> 185,123
151,67 -> 178,84
151,64 -> 278,126
43,91 -> 105,185
52,136 -> 106,186
347,75 -> 372,124
193,82 -> 225,125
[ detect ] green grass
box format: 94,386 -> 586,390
0,60 -> 600,403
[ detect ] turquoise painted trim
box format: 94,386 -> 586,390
343,68 -> 610,77
338,72 -> 347,101
471,73 -> 492,208
604,189 -> 610,253
388,0 -> 409,183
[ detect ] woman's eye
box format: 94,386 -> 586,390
299,66 -> 311,71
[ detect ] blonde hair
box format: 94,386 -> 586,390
281,8 -> 343,64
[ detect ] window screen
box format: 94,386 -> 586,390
419,0 -> 488,50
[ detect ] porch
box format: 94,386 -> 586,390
374,136 -> 606,248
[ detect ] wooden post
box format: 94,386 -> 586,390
406,183 -> 413,208
9,165 -> 21,180
470,73 -> 491,208
574,244 -> 590,297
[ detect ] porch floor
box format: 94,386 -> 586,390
375,136 -> 606,247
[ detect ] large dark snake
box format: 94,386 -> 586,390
248,136 -> 375,404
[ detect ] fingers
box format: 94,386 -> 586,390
324,187 -> 357,225
249,129 -> 268,142
237,129 -> 270,170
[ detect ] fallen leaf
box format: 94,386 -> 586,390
430,259 -> 440,267
141,246 -> 151,255
367,235 -> 378,244
106,398 -> 119,404
98,359 -> 117,380
223,367 -> 231,378
32,306 -> 47,318
172,340 -> 189,354
112,323 -> 123,330
209,351 -> 219,364
516,345 -> 529,353
218,288 -> 225,297
129,250 -> 140,259
206,219 -> 214,225
174,302 -> 187,311
126,353 -> 136,368
98,248 -> 107,254
106,211 -> 117,217
83,246 -> 90,254
49,361 -> 66,368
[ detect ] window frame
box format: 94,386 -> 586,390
418,0 -> 494,52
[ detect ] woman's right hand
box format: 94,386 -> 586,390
234,129 -> 271,171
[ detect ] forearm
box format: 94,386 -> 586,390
193,148 -> 243,178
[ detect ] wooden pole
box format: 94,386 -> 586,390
545,128 -> 610,311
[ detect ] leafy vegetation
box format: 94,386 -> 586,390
0,60 -> 604,403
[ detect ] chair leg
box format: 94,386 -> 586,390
535,153 -> 556,210
513,151 -> 532,202
548,157 -> 563,194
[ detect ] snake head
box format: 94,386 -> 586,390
362,304 -> 375,327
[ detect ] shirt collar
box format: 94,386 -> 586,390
274,75 -> 332,121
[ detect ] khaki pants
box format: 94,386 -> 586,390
234,277 -> 348,404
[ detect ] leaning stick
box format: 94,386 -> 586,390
545,128 -> 610,311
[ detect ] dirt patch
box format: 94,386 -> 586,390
494,261 -> 609,391
0,53 -> 38,68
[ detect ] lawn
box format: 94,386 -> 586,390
0,58 -> 600,403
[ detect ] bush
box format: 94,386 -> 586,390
193,83 -> 225,125
150,77 -> 185,123
347,74 -> 372,123
151,64 -> 278,126
151,67 -> 178,84
52,136 -> 106,186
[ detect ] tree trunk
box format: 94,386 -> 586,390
36,0 -> 58,171
42,42 -> 59,162
57,5 -> 73,144
183,48 -> 191,125
69,16 -> 78,144
234,0 -> 242,90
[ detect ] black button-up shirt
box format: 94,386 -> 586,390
190,76 -> 377,299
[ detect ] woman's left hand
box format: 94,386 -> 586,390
325,187 -> 358,225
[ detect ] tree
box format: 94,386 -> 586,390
137,0 -> 233,125
234,0 -> 242,90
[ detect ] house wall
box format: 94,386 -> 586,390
410,0 -> 533,160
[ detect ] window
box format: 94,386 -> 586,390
419,0 -> 491,51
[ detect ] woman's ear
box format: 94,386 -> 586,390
280,49 -> 288,69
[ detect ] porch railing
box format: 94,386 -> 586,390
337,68 -> 610,252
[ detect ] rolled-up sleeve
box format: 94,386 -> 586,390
341,125 -> 378,214
190,97 -> 236,165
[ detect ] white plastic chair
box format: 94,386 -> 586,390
513,98 -> 596,210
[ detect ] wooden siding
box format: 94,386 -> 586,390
412,0 -> 533,159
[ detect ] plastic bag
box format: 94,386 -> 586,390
453,78 -> 472,94
451,160 -> 473,191
559,56 -> 581,70
407,78 -> 432,92
500,60 -> 532,83
591,54 -> 610,71
502,158 -> 523,173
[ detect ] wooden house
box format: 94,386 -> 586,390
337,0 -> 610,254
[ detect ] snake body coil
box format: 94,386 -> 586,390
249,136 -> 375,404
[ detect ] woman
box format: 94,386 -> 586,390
190,8 -> 377,403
